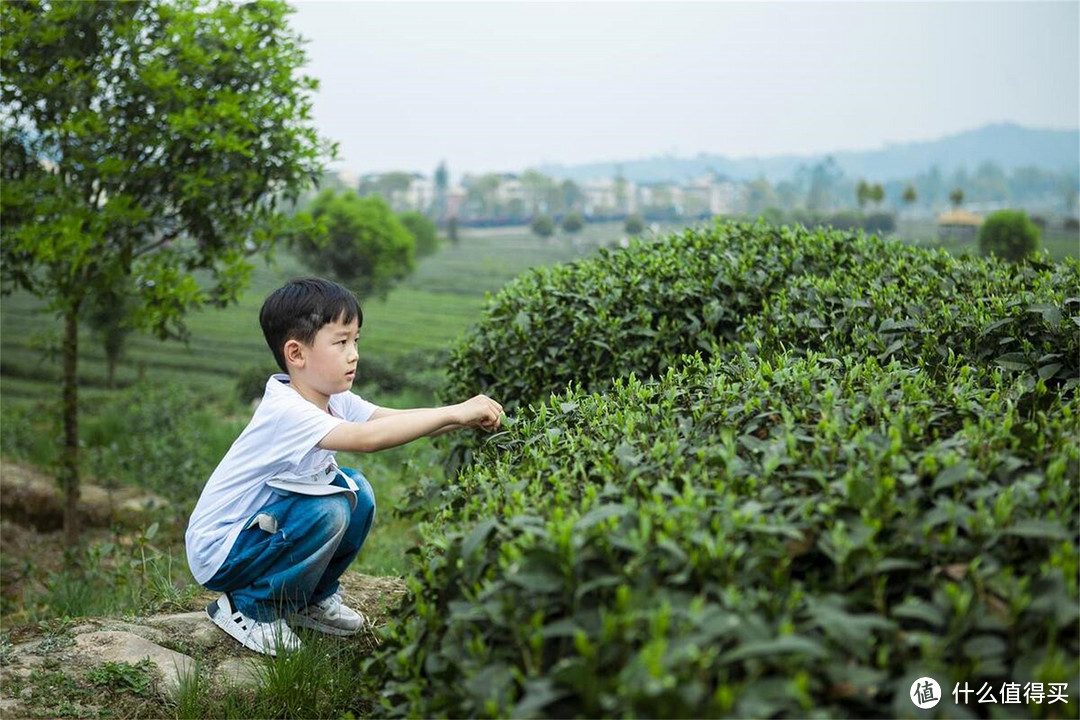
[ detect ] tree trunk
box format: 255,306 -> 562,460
62,310 -> 81,548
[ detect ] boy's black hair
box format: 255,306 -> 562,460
259,277 -> 362,373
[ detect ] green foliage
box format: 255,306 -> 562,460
375,355 -> 1079,718
560,211 -> 585,234
293,189 -> 416,300
950,188 -> 965,208
0,0 -> 327,335
855,180 -> 883,208
88,659 -> 152,697
82,285 -> 138,389
624,214 -> 646,235
0,0 -> 330,542
35,524 -> 199,620
381,219 -> 1079,717
398,210 -> 441,258
235,365 -> 276,404
80,381 -> 244,501
530,214 -> 554,239
863,212 -> 895,235
442,222 -> 856,420
979,209 -> 1042,262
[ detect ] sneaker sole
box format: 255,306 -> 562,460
287,614 -> 364,637
206,597 -> 297,656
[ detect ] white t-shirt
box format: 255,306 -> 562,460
185,374 -> 376,585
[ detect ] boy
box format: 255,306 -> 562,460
185,277 -> 502,656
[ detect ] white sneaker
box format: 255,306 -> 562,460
288,593 -> 365,636
206,593 -> 302,657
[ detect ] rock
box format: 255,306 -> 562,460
95,622 -> 169,646
215,658 -> 263,689
0,697 -> 20,713
0,460 -> 167,531
145,611 -> 221,649
74,631 -> 194,699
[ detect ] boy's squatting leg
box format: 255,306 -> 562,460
204,470 -> 376,622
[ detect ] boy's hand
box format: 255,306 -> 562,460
457,394 -> 503,431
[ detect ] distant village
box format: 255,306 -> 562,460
318,163 -> 1078,235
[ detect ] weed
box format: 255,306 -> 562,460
88,658 -> 152,697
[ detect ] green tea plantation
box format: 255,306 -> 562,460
364,221 -> 1079,718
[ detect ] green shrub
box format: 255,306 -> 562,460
863,212 -> 896,235
383,219 -> 1080,717
623,214 -> 645,235
398,210 -> 440,258
236,365 -> 277,404
373,354 -> 1079,717
979,210 -> 1042,262
81,381 -> 243,500
560,212 -> 584,234
745,248 -> 1080,390
442,221 -> 861,421
530,215 -> 554,238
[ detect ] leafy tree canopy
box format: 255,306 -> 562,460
0,0 -> 330,543
294,190 -> 416,299
398,210 -> 440,258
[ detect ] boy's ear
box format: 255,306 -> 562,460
283,339 -> 305,369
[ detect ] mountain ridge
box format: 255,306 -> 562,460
537,123 -> 1079,184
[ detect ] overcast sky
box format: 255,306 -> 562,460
285,1 -> 1080,179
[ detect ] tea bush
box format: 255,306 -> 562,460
373,354 -> 1079,718
442,222 -> 860,418
381,219 -> 1079,717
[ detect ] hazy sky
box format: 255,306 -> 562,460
286,1 -> 1080,178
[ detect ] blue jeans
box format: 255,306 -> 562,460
205,468 -> 376,621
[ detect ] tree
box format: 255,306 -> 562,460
433,160 -> 449,221
446,216 -> 460,245
560,179 -> 584,213
0,0 -> 328,546
520,169 -> 552,216
978,210 -> 1041,262
294,190 -> 415,299
614,165 -> 628,213
83,284 -> 138,390
949,188 -> 965,208
398,210 -> 440,258
624,214 -> 645,235
856,180 -> 871,209
530,214 -> 554,238
745,177 -> 778,216
902,185 -> 918,206
807,156 -> 842,213
870,183 -> 884,207
561,211 -> 584,234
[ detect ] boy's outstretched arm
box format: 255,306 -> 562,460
318,395 -> 502,453
368,406 -> 465,437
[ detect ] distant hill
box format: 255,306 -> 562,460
538,123 -> 1079,183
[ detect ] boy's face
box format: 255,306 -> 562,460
288,314 -> 360,397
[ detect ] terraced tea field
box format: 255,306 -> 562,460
0,223 -> 637,405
